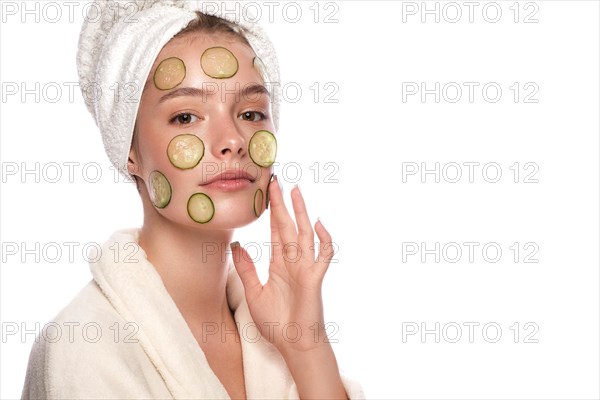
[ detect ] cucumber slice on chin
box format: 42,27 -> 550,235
187,193 -> 215,224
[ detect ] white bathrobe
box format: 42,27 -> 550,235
21,229 -> 364,399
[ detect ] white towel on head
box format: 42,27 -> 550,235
77,0 -> 281,178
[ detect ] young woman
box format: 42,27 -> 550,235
21,1 -> 363,399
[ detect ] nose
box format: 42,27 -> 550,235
208,117 -> 246,161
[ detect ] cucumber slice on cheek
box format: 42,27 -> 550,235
249,130 -> 277,168
265,173 -> 274,210
153,57 -> 186,90
167,134 -> 204,169
187,193 -> 215,224
200,47 -> 239,79
254,189 -> 264,217
149,171 -> 172,208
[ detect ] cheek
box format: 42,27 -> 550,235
144,130 -> 276,226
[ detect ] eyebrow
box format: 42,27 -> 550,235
158,83 -> 270,104
241,84 -> 270,100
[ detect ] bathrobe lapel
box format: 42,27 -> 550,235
90,229 -> 294,399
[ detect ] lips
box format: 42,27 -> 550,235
200,170 -> 256,191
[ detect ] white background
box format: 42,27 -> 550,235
1,1 -> 599,399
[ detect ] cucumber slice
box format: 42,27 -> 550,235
167,134 -> 204,169
187,193 -> 215,224
254,189 -> 264,217
253,56 -> 267,81
153,57 -> 186,90
265,173 -> 274,210
249,130 -> 277,168
149,170 -> 171,208
201,47 -> 239,79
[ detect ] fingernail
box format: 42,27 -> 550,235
277,175 -> 284,195
230,241 -> 240,249
317,217 -> 325,228
294,183 -> 301,194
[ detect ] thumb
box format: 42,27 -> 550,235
230,242 -> 262,303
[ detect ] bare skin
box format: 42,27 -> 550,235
129,32 -> 347,399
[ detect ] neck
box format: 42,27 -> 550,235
138,201 -> 234,325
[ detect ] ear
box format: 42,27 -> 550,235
127,146 -> 142,178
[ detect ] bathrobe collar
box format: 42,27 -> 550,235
89,228 -> 295,399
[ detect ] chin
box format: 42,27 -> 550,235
152,189 -> 266,231
185,214 -> 259,231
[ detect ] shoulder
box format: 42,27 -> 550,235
43,279 -> 127,342
22,280 -> 164,399
55,279 -> 115,320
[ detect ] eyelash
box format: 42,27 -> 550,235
169,110 -> 269,126
169,112 -> 199,125
239,111 -> 268,122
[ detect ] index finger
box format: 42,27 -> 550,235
268,175 -> 297,246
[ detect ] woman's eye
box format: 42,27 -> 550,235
171,113 -> 198,125
240,111 -> 265,122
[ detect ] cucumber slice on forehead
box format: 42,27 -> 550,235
201,47 -> 239,79
249,130 -> 277,168
149,171 -> 172,208
153,57 -> 186,90
253,56 -> 267,81
167,134 -> 204,169
254,189 -> 264,217
187,193 -> 215,224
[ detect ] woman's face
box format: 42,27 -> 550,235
131,32 -> 276,230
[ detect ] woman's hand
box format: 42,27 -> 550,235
231,176 -> 348,398
230,176 -> 334,356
